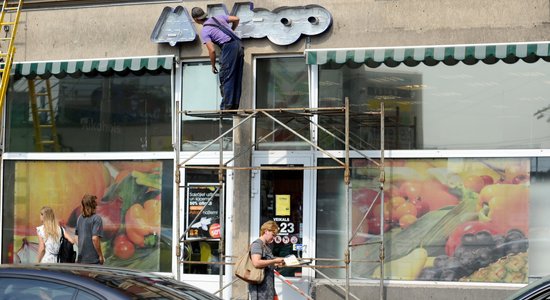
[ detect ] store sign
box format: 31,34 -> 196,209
186,184 -> 221,239
151,2 -> 332,46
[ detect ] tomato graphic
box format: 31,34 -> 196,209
114,234 -> 135,260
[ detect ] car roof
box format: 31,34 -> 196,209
0,264 -> 221,300
506,275 -> 550,300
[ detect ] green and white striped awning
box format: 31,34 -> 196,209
12,55 -> 174,79
305,42 -> 550,67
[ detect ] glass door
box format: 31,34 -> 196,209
178,159 -> 235,297
252,155 -> 314,300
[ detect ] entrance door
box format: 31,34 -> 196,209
251,155 -> 314,300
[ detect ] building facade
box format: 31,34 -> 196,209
2,1 -> 550,299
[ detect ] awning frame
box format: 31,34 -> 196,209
11,55 -> 175,79
304,41 -> 550,67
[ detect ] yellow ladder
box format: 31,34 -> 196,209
28,79 -> 60,152
0,0 -> 23,111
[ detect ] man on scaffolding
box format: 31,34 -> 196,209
192,7 -> 244,111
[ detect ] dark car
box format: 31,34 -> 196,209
0,264 -> 221,300
506,275 -> 550,300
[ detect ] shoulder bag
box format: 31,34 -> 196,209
234,242 -> 264,284
57,227 -> 76,263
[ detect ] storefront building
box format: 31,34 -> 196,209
2,1 -> 550,299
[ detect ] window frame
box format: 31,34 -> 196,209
252,54 -> 312,151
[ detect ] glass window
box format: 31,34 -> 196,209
5,74 -> 172,152
181,61 -> 232,151
315,159 -> 351,279
0,278 -> 79,300
76,290 -> 103,300
528,157 -> 550,278
255,57 -> 309,150
183,168 -> 224,275
2,160 -> 173,272
319,60 -> 550,150
317,157 -> 542,283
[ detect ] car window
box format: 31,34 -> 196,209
76,290 -> 103,300
157,278 -> 221,299
0,278 -> 76,300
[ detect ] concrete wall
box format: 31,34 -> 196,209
12,1 -> 550,299
15,0 -> 550,60
14,0 -> 550,108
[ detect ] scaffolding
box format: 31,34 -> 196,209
174,99 -> 388,300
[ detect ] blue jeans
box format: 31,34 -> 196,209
219,40 -> 244,110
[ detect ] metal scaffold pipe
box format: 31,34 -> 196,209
345,97 -> 350,300
379,102 -> 385,300
174,97 -> 386,299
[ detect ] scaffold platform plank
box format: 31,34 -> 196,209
182,106 -> 366,118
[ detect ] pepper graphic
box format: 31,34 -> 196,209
477,184 -> 529,236
125,199 -> 161,247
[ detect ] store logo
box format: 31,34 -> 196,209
151,2 -> 332,46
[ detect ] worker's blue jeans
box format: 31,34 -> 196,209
219,39 -> 244,110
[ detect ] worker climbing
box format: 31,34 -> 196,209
192,7 -> 244,111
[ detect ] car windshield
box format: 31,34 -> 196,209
76,270 -> 220,300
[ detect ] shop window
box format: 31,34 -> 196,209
317,157 -> 543,283
1,160 -> 173,273
319,60 -> 550,150
183,168 -> 224,275
5,74 -> 172,152
181,61 -> 232,151
315,159 -> 347,278
255,57 -> 309,150
527,157 -> 550,278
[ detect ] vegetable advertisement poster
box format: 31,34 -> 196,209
6,161 -> 170,272
352,158 -> 529,283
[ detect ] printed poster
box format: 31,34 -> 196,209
186,184 -> 221,239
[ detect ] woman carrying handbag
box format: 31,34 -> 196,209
248,220 -> 285,300
36,206 -> 75,263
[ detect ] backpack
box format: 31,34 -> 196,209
57,227 -> 76,263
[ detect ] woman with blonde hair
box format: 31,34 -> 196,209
36,206 -> 74,263
248,220 -> 285,300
